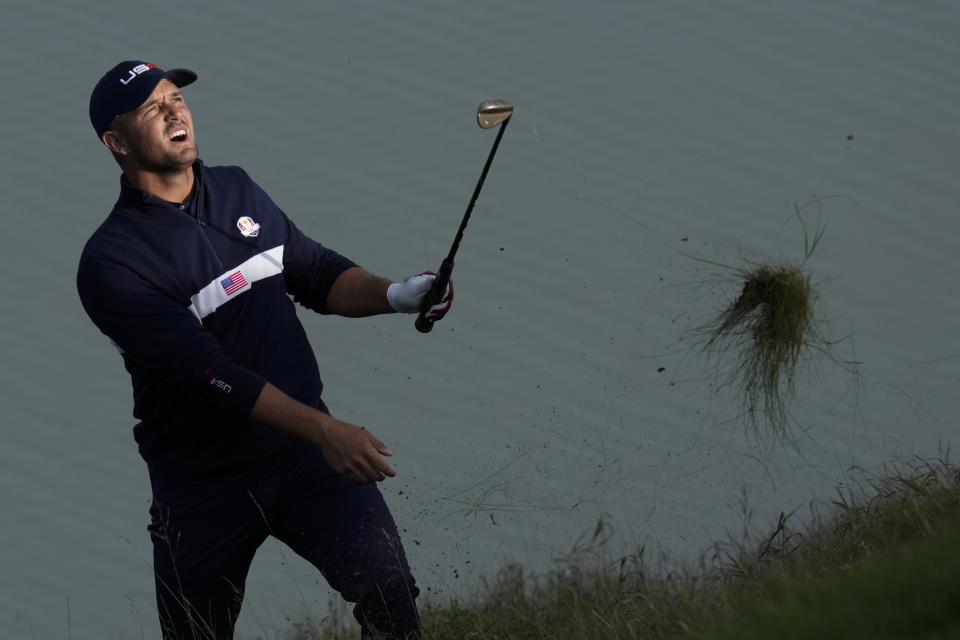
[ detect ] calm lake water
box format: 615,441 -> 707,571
2,1 -> 959,637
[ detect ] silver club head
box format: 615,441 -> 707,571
477,99 -> 513,129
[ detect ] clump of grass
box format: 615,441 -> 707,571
702,260 -> 823,436
697,204 -> 834,437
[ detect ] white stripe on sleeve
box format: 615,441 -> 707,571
188,245 -> 285,320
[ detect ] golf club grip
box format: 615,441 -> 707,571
415,259 -> 454,334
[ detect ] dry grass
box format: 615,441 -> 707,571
292,457 -> 960,640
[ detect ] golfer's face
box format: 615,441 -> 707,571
116,79 -> 198,170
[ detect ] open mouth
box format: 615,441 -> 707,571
169,128 -> 188,143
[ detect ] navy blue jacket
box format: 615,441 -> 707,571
77,161 -> 356,478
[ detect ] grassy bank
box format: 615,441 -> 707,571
295,459 -> 960,639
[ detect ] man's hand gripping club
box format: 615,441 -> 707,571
387,271 -> 454,320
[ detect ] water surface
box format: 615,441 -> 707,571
1,1 -> 959,637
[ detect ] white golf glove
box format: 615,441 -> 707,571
387,272 -> 454,320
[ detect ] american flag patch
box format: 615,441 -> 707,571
220,271 -> 248,295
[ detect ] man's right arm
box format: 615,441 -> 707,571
77,257 -> 394,483
77,256 -> 266,418
250,382 -> 395,483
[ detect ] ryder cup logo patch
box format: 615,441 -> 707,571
236,216 -> 260,238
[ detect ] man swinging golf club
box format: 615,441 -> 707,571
77,60 -> 453,640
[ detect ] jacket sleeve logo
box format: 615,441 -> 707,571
236,216 -> 261,238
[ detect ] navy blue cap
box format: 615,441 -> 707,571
89,60 -> 197,139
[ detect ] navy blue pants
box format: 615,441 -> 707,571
148,446 -> 420,639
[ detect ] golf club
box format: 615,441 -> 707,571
416,99 -> 514,333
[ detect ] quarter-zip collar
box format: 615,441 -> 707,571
115,159 -> 205,220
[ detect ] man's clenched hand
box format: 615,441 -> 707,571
314,416 -> 397,484
249,382 -> 397,484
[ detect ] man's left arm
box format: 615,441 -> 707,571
249,172 -> 451,321
281,218 -> 452,321
326,267 -> 394,317
326,266 -> 455,321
